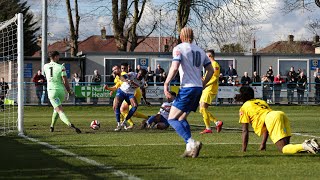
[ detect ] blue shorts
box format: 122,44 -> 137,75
172,87 -> 202,113
116,89 -> 135,104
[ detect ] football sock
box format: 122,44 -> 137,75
282,144 -> 304,154
120,113 -> 125,122
50,110 -> 59,127
199,107 -> 210,129
147,115 -> 156,124
168,119 -> 191,143
180,120 -> 191,138
58,112 -> 71,126
133,111 -> 148,119
208,111 -> 217,123
125,106 -> 137,121
127,119 -> 134,126
115,108 -> 121,123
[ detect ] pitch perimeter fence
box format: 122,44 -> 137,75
1,82 -> 319,107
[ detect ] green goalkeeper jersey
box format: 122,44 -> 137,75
43,61 -> 67,90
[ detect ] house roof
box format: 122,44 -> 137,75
257,41 -> 315,54
32,35 -> 177,56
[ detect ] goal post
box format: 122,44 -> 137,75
17,13 -> 24,135
0,13 -> 24,135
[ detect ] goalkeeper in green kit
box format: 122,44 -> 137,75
43,51 -> 81,133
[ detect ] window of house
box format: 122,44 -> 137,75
216,59 -> 235,76
278,59 -> 308,76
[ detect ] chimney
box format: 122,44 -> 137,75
251,37 -> 256,53
288,35 -> 294,43
314,35 -> 319,43
164,39 -> 169,52
101,27 -> 106,39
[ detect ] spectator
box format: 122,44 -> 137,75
315,73 -> 320,104
225,64 -> 238,77
273,74 -> 285,104
72,73 -> 83,104
313,67 -> 320,78
218,73 -> 227,104
287,66 -> 297,78
227,76 -> 234,104
252,71 -> 261,86
286,71 -> 297,105
146,66 -> 154,84
240,72 -> 252,86
135,65 -> 141,73
159,70 -> 167,85
128,64 -> 133,72
0,77 -> 9,109
261,75 -> 272,102
155,64 -> 165,85
296,71 -> 307,104
32,69 -> 46,105
266,66 -> 274,82
91,69 -> 102,105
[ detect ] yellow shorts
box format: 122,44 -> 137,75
265,111 -> 292,143
200,91 -> 216,105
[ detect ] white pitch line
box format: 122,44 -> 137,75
292,133 -> 320,139
18,134 -> 141,180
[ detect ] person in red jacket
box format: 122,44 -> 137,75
273,74 -> 285,104
32,69 -> 46,105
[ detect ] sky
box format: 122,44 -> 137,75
26,0 -> 320,51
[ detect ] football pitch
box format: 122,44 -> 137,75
1,105 -> 320,179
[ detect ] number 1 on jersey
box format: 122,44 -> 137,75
49,67 -> 53,77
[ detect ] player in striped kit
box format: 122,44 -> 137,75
164,27 -> 214,158
141,91 -> 176,130
105,69 -> 146,131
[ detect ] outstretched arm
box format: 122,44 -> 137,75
259,127 -> 269,151
242,123 -> 249,152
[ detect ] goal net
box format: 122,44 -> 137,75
0,14 -> 24,136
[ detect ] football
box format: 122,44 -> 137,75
90,120 -> 100,130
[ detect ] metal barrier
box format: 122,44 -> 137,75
2,82 -> 319,106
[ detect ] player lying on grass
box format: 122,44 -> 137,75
141,91 -> 176,130
105,69 -> 146,131
235,86 -> 320,154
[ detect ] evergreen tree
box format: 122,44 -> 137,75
0,0 -> 40,56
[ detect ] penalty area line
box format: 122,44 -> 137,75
18,134 -> 141,180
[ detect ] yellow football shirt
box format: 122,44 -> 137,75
203,60 -> 220,94
113,72 -> 127,89
239,99 -> 272,136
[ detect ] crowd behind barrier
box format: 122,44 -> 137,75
1,80 -> 320,106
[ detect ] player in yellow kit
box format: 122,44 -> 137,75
199,49 -> 223,134
235,86 -> 320,154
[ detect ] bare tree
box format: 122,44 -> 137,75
112,0 -> 157,52
164,0 -> 263,51
282,0 -> 320,12
66,0 -> 80,56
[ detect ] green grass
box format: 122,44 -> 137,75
1,105 -> 320,179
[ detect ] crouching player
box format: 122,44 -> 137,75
235,86 -> 320,154
141,91 -> 176,130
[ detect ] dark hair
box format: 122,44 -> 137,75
49,51 -> 59,59
169,91 -> 176,97
234,86 -> 254,103
206,49 -> 215,57
121,62 -> 128,67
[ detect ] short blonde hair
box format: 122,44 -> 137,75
180,27 -> 194,43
